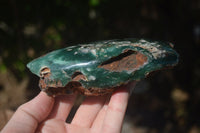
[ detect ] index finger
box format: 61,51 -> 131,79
1,91 -> 54,133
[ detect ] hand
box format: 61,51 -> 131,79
1,82 -> 136,133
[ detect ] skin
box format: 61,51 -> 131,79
1,82 -> 136,133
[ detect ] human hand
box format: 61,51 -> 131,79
1,82 -> 136,133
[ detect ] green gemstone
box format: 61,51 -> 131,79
27,39 -> 179,96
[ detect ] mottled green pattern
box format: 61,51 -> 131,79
27,39 -> 179,89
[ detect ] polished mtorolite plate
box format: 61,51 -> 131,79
27,39 -> 179,96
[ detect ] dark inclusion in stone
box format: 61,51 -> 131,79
27,39 -> 179,96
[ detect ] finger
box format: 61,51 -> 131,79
38,119 -> 66,133
48,94 -> 77,121
102,89 -> 129,133
101,82 -> 136,133
38,119 -> 90,133
1,91 -> 54,133
91,95 -> 110,130
66,123 -> 90,133
71,95 -> 108,128
92,82 -> 136,131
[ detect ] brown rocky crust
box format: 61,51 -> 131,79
99,50 -> 148,72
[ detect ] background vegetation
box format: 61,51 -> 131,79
0,0 -> 200,132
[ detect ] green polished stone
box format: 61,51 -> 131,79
27,39 -> 179,96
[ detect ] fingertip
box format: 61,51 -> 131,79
18,91 -> 55,123
34,91 -> 55,105
47,94 -> 77,121
112,81 -> 137,97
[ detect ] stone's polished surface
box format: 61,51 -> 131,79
27,39 -> 179,96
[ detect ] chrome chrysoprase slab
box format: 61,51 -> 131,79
27,39 -> 179,96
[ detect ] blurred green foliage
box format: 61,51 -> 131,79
89,0 -> 100,7
0,0 -> 200,132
